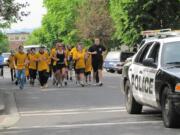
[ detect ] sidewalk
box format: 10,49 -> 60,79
0,76 -> 20,130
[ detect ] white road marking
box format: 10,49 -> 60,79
20,109 -> 126,117
20,106 -> 126,114
10,121 -> 162,130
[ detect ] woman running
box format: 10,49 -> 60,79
74,43 -> 86,87
55,43 -> 67,88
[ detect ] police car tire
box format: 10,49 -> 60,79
162,87 -> 180,128
125,80 -> 142,114
109,70 -> 115,73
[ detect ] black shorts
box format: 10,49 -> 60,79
29,69 -> 37,79
56,64 -> 66,71
85,71 -> 91,76
76,68 -> 85,74
52,66 -> 57,73
92,61 -> 103,72
92,56 -> 103,72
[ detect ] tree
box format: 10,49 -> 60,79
110,0 -> 180,46
0,33 -> 9,52
0,0 -> 29,28
25,28 -> 47,45
41,0 -> 82,46
76,0 -> 114,48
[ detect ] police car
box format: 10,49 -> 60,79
121,35 -> 180,128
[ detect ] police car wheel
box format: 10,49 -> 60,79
109,70 -> 115,73
162,87 -> 180,128
125,80 -> 142,114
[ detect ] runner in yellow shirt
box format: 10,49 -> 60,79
25,49 -> 31,80
85,50 -> 92,85
36,46 -> 50,89
74,43 -> 86,87
14,45 -> 28,90
28,48 -> 37,86
66,45 -> 73,81
8,50 -> 16,82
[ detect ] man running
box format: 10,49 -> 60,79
28,48 -> 37,86
88,38 -> 106,86
8,50 -> 16,82
36,46 -> 50,89
14,45 -> 28,90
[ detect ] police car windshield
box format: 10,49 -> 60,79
162,41 -> 180,67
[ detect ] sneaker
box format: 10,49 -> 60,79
81,83 -> 85,87
80,81 -> 85,87
15,80 -> 18,85
58,84 -> 61,88
64,81 -> 67,86
44,84 -> 48,88
19,86 -> 24,90
98,82 -> 103,86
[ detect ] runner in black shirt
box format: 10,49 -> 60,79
88,38 -> 106,86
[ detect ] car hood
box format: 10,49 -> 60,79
162,67 -> 180,77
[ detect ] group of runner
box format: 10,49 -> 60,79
7,38 -> 106,90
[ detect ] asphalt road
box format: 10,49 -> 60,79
1,70 -> 180,135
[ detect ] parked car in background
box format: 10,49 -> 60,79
2,52 -> 10,66
115,52 -> 135,74
104,51 -> 135,73
24,45 -> 42,53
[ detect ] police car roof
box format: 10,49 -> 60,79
146,36 -> 180,44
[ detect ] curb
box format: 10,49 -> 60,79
0,90 -> 20,130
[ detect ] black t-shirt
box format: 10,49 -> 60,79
88,44 -> 106,61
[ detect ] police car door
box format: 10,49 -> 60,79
142,42 -> 160,107
129,42 -> 154,103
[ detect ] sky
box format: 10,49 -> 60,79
10,0 -> 46,31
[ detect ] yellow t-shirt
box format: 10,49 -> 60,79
36,52 -> 49,71
8,55 -> 15,69
70,47 -> 77,60
85,54 -> 92,72
74,51 -> 86,69
15,52 -> 27,70
28,53 -> 37,70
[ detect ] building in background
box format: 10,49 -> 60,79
6,32 -> 30,50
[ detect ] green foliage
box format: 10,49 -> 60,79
76,0 -> 114,47
0,32 -> 9,52
0,0 -> 29,28
42,0 -> 82,46
110,0 -> 180,46
28,0 -> 180,48
25,28 -> 47,45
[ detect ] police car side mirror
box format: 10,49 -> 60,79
143,58 -> 157,68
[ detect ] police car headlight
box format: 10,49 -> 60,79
175,83 -> 180,92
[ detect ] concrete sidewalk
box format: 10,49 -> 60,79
0,78 -> 20,130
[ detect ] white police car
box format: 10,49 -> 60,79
121,36 -> 180,128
